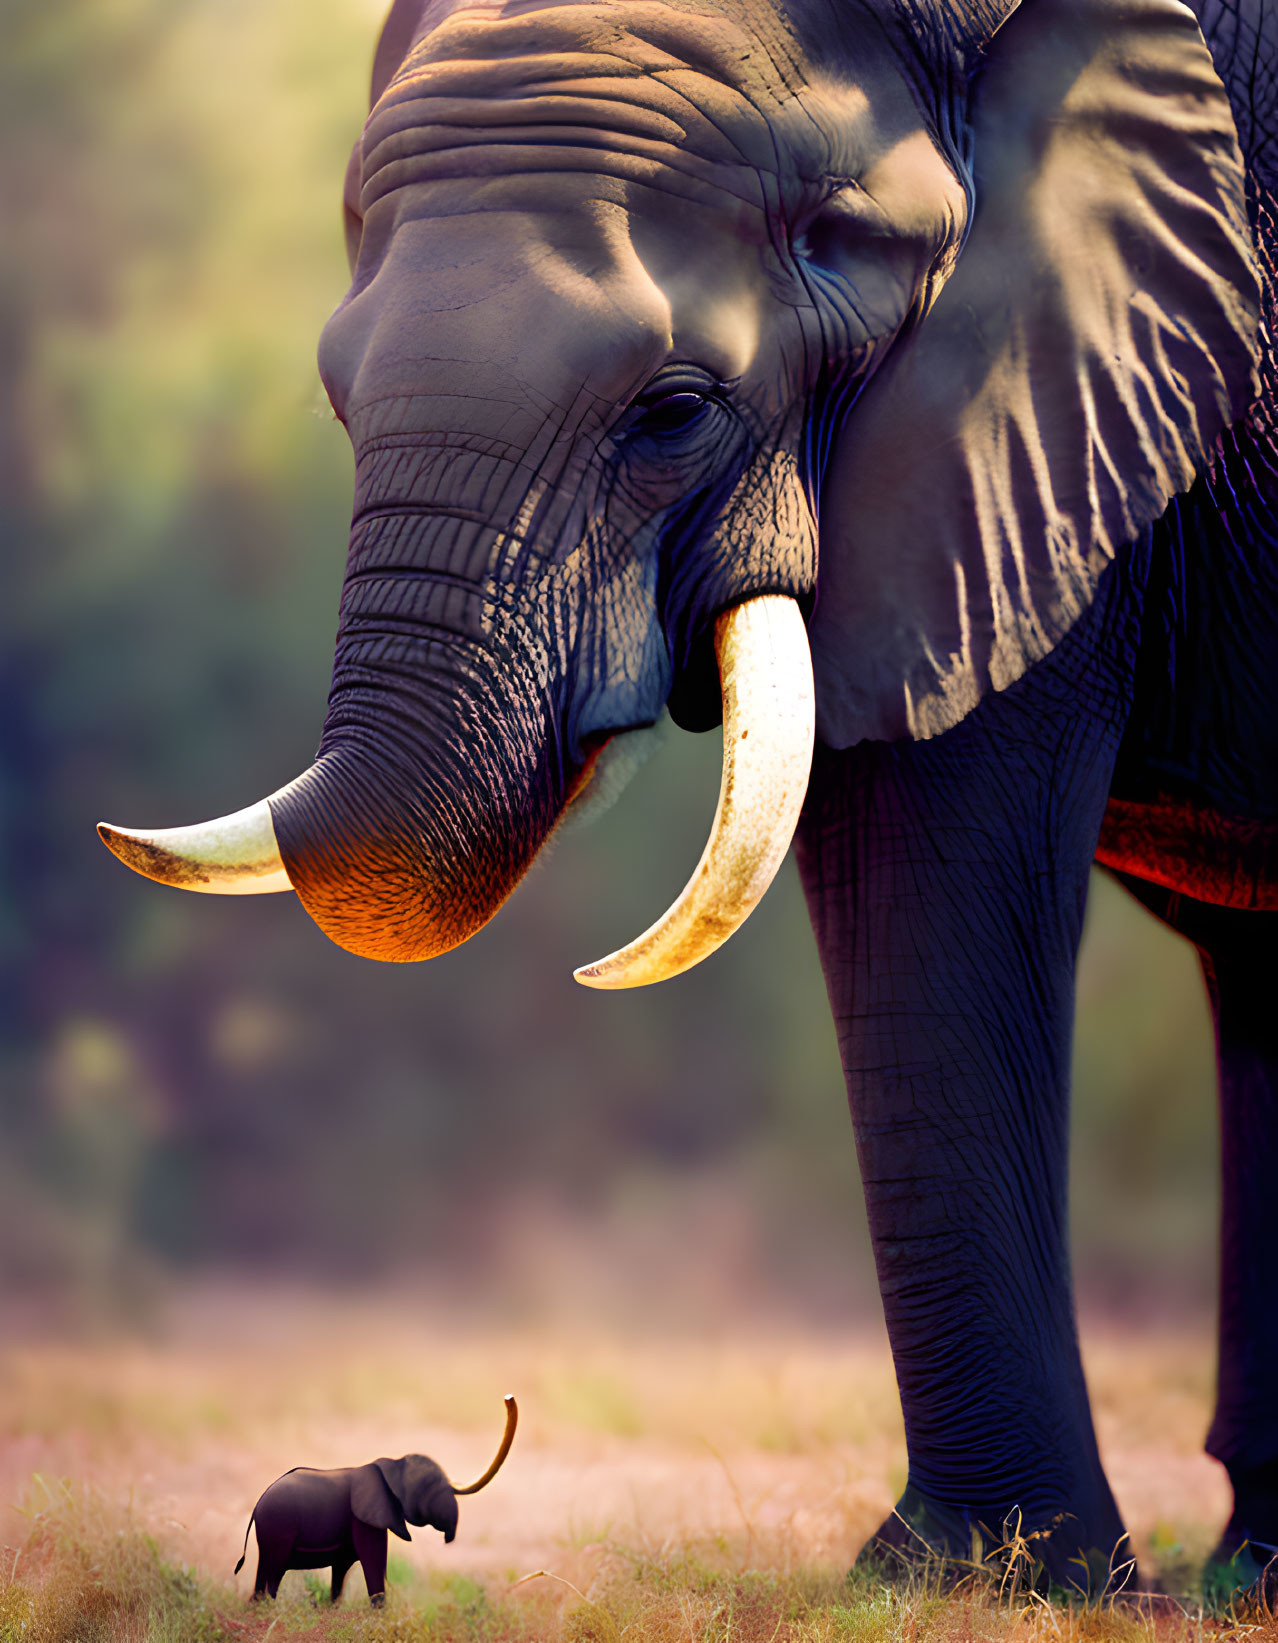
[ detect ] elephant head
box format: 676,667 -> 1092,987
353,1392 -> 517,1546
99,0 -> 1259,982
356,1455 -> 459,1542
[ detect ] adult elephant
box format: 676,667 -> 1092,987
100,0 -> 1277,1601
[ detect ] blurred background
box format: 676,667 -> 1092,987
1,0 -> 1221,1335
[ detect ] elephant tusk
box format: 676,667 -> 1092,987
574,594 -> 814,990
97,794 -> 295,894
451,1395 -> 518,1495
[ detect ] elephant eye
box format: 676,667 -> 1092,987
633,391 -> 711,438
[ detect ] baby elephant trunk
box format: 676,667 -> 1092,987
451,1395 -> 518,1496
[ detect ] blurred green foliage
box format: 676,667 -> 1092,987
1,0 -> 1219,1321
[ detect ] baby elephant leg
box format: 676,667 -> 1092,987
352,1520 -> 389,1607
252,1530 -> 293,1600
330,1550 -> 356,1604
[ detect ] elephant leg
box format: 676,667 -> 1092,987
1174,901 -> 1278,1604
1107,882 -> 1278,1604
352,1520 -> 388,1608
795,571 -> 1139,1596
1203,910 -> 1278,1604
331,1550 -> 356,1604
252,1535 -> 292,1600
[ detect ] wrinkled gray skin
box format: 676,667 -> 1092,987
235,1455 -> 456,1606
186,0 -> 1278,1604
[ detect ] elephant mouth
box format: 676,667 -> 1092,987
563,734 -> 614,809
556,719 -> 676,835
97,596 -> 815,985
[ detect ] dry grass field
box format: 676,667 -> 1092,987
0,1287 -> 1271,1642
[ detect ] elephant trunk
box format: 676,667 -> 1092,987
101,494 -> 571,963
268,747 -> 548,965
270,531 -> 565,960
94,719 -> 547,964
451,1394 -> 518,1496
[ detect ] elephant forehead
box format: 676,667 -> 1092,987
360,0 -> 852,218
326,203 -> 678,441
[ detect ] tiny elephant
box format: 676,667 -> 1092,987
234,1394 -> 517,1606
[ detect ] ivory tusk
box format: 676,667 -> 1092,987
97,795 -> 294,894
573,594 -> 815,990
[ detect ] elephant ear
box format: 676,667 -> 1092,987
351,1461 -> 412,1542
809,0 -> 1259,745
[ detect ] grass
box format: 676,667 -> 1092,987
3,1479 -> 1276,1643
1,1298 -> 1273,1642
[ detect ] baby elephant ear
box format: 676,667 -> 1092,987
811,0 -> 1260,745
351,1461 -> 412,1542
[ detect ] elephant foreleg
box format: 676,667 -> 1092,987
352,1520 -> 388,1608
796,567 -> 1140,1596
